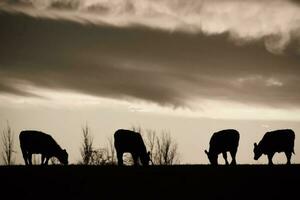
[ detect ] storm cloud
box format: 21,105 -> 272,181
1,1 -> 300,108
3,0 -> 300,52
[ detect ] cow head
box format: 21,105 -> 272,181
57,149 -> 69,165
205,150 -> 218,165
253,143 -> 262,160
141,151 -> 151,166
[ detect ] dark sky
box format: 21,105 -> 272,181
1,0 -> 300,108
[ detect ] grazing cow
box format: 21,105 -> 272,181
254,129 -> 295,165
205,129 -> 240,165
114,129 -> 150,166
19,130 -> 68,165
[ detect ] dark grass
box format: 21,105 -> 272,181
0,164 -> 299,200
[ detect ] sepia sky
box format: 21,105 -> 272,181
0,0 -> 299,164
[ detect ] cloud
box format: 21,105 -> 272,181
2,0 -> 300,53
0,2 -> 300,109
0,80 -> 39,97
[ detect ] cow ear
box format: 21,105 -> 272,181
254,143 -> 257,147
204,150 -> 208,155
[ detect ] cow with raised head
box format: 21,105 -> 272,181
114,129 -> 150,166
205,129 -> 240,165
254,129 -> 295,165
19,130 -> 68,165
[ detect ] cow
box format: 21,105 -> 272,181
114,129 -> 150,166
205,129 -> 240,165
253,129 -> 295,165
19,130 -> 68,165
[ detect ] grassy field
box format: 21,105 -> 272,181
0,165 -> 299,200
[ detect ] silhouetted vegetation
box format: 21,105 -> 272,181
50,157 -> 60,165
89,137 -> 116,165
97,136 -> 116,165
132,126 -> 180,165
154,131 -> 179,165
79,124 -> 116,165
1,122 -> 15,165
80,124 -> 93,165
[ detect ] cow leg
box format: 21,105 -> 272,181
222,152 -> 229,165
285,151 -> 292,165
41,154 -> 45,165
24,156 -> 29,165
28,153 -> 33,165
45,157 -> 50,165
117,152 -> 123,166
132,153 -> 139,166
230,150 -> 237,165
267,153 -> 274,165
22,150 -> 29,165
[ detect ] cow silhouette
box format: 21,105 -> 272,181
254,129 -> 295,165
19,130 -> 68,165
205,129 -> 240,165
114,129 -> 150,166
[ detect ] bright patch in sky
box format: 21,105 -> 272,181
1,87 -> 300,121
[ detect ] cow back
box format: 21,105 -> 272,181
114,129 -> 147,155
209,129 -> 240,154
259,129 -> 295,153
19,130 -> 61,155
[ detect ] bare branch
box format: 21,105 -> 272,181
50,157 -> 60,165
80,123 -> 93,165
1,121 -> 15,165
146,129 -> 156,161
106,136 -> 116,165
142,127 -> 180,165
123,125 -> 180,165
131,125 -> 142,134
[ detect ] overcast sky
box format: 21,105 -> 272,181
0,0 -> 299,164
